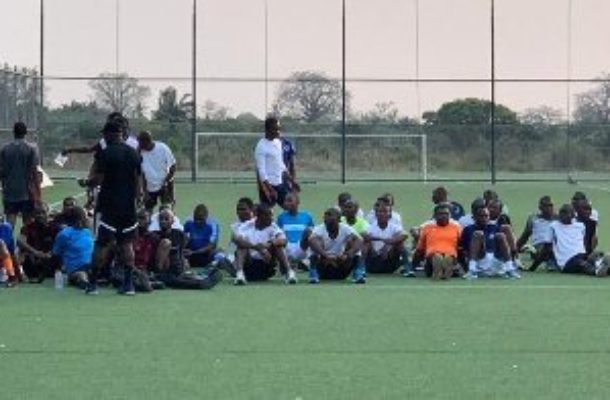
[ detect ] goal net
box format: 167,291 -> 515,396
195,132 -> 428,182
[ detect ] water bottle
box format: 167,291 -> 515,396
54,270 -> 65,290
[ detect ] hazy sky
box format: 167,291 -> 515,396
1,0 -> 609,119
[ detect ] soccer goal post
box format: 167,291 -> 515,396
195,132 -> 428,182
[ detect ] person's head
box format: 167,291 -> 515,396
13,122 -> 27,139
236,197 -> 254,222
538,195 -> 554,217
571,191 -> 588,213
62,196 -> 77,213
558,204 -> 574,224
488,199 -> 503,220
483,189 -> 498,205
432,186 -> 448,204
379,193 -> 395,207
576,200 -> 592,220
101,121 -> 122,143
283,192 -> 300,213
474,206 -> 490,226
375,203 -> 391,225
193,204 -> 209,225
470,197 -> 486,215
323,207 -> 341,231
254,203 -> 273,228
107,112 -> 129,137
342,199 -> 359,220
434,203 -> 451,226
159,208 -> 175,231
137,130 -> 154,151
264,117 -> 280,139
337,192 -> 352,208
137,208 -> 150,230
32,205 -> 48,225
65,206 -> 88,229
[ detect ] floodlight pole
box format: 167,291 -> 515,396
39,0 -> 44,132
191,0 -> 198,182
341,0 -> 346,184
490,0 -> 496,184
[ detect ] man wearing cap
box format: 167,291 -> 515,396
84,121 -> 142,295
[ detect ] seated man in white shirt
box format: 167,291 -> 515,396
550,204 -> 608,277
308,208 -> 365,284
362,203 -> 409,274
516,195 -> 557,271
233,203 -> 296,285
365,193 -> 402,227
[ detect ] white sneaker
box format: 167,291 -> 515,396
234,270 -> 247,286
595,258 -> 608,277
286,269 -> 298,285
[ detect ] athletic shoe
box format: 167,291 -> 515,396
402,269 -> 416,278
217,258 -> 237,277
308,267 -> 320,284
462,271 -> 478,280
286,269 -> 298,285
234,270 -> 247,286
352,266 -> 366,284
505,270 -> 521,279
85,283 -> 99,295
594,258 -> 609,277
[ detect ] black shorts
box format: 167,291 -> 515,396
243,259 -> 276,281
259,183 -> 290,208
187,252 -> 215,268
145,182 -> 175,210
3,200 -> 34,216
316,257 -> 357,280
96,215 -> 138,245
561,253 -> 588,274
365,253 -> 401,274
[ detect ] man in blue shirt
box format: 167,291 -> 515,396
276,192 -> 314,267
52,206 -> 93,289
183,204 -> 222,268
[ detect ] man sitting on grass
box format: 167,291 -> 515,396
154,208 -> 221,289
550,204 -> 608,277
362,203 -> 409,275
340,199 -> 369,235
308,208 -> 365,284
366,193 -> 402,227
183,203 -> 223,268
18,205 -> 60,283
276,192 -> 314,269
516,195 -> 557,271
51,206 -> 93,289
233,203 -> 296,285
413,204 -> 461,280
461,206 -> 520,279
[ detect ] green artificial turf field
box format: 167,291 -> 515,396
2,180 -> 610,399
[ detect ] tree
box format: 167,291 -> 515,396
573,73 -> 610,124
88,72 -> 150,117
423,98 -> 517,126
153,86 -> 192,121
201,100 -> 230,121
520,106 -> 564,126
273,70 -> 349,123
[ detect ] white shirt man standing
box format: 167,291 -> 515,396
137,131 -> 177,213
255,117 -> 297,208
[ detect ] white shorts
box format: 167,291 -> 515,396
286,242 -> 308,261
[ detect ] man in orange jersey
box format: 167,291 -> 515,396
413,203 -> 461,280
